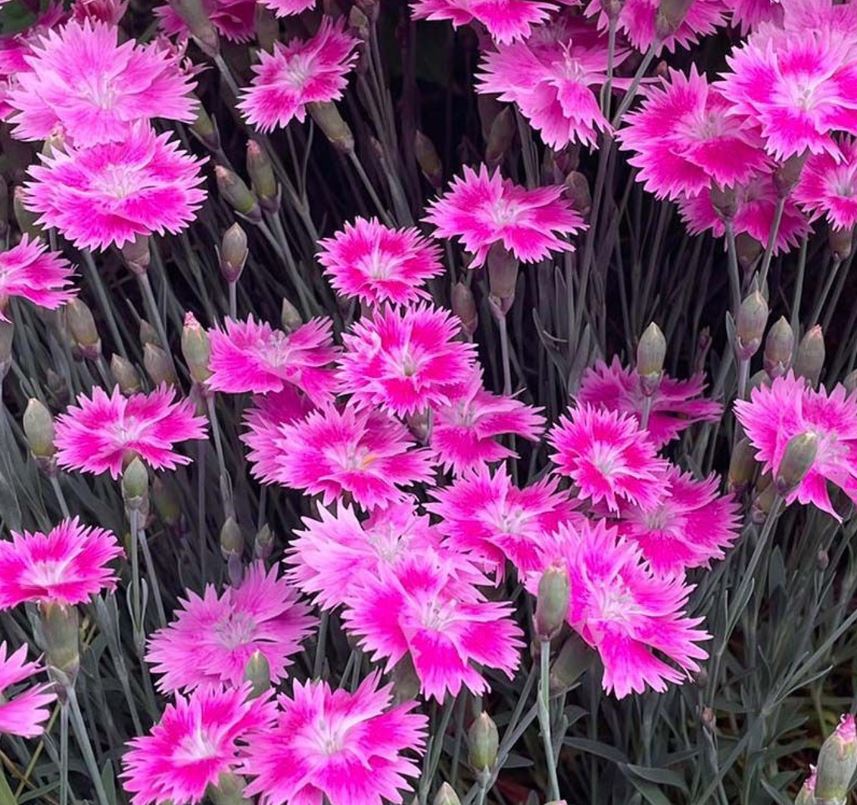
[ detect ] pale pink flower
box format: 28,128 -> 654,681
724,0 -> 782,34
24,125 -> 206,251
429,371 -> 545,473
618,67 -> 770,200
577,357 -> 722,446
528,519 -> 710,698
238,17 -> 358,132
241,674 -> 427,805
678,174 -> 811,256
614,467 -> 740,573
338,303 -> 477,417
318,217 -> 443,306
428,464 -> 578,578
0,643 -> 55,738
7,20 -> 196,147
478,16 -> 629,149
549,404 -> 668,511
775,0 -> 857,36
156,0 -> 256,42
208,317 -> 338,406
251,403 -> 433,509
411,0 -> 559,43
258,0 -> 316,18
146,564 -> 315,693
344,554 -> 524,700
121,685 -> 275,805
0,235 -> 76,320
424,164 -> 585,268
0,518 -> 122,608
288,500 -> 444,610
55,385 -> 208,478
735,372 -> 857,518
793,137 -> 857,231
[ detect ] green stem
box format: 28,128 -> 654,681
790,237 -> 808,342
610,44 -> 657,127
81,251 -> 129,359
139,529 -> 166,628
758,196 -> 785,289
725,221 -> 741,317
206,395 -> 234,519
49,475 -> 70,519
538,642 -> 561,801
137,271 -> 178,378
59,702 -> 68,805
66,687 -> 111,805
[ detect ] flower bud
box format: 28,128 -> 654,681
794,770 -> 816,805
220,517 -> 244,560
735,290 -> 768,361
220,223 -> 249,285
709,184 -> 737,221
736,232 -> 762,272
24,399 -> 55,461
774,432 -> 818,496
818,549 -> 830,571
727,436 -> 756,494
182,312 -> 212,384
247,141 -> 279,213
815,714 -> 857,804
844,369 -> 857,394
391,655 -> 421,705
451,282 -> 478,338
66,298 -> 101,359
774,152 -> 807,197
144,343 -> 178,387
122,457 -> 150,513
281,297 -> 303,333
407,410 -> 430,443
829,226 -> 854,263
468,712 -> 499,772
216,166 -> 261,225
190,99 -> 220,151
13,187 -> 42,238
121,235 -> 151,275
636,322 -> 666,396
169,0 -> 218,55
763,316 -> 794,380
243,650 -> 271,698
794,325 -> 825,388
40,602 -> 80,689
308,102 -> 355,155
485,106 -> 515,168
153,475 -> 182,527
414,131 -> 443,189
487,244 -> 519,315
208,773 -> 251,805
549,633 -> 592,696
600,0 -> 624,20
751,474 -> 775,524
111,354 -> 143,394
139,318 -> 160,348
433,783 -> 461,805
564,171 -> 592,219
655,0 -> 693,39
535,564 -> 570,641
254,524 -> 274,560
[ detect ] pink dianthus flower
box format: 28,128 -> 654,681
156,0 -> 256,42
258,0 -> 315,16
0,235 -> 76,320
724,0 -> 782,34
411,0 -> 559,43
0,643 -> 55,738
793,137 -> 857,231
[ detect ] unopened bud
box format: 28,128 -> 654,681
710,184 -> 737,221
45,368 -> 69,407
281,297 -> 303,333
794,325 -> 825,388
190,99 -> 220,151
13,187 -> 42,238
220,223 -> 249,284
774,152 -> 807,197
844,369 -> 857,393
818,549 -> 830,571
748,369 -> 769,396
794,770 -> 816,805
600,0 -> 624,20
153,475 -> 182,527
247,141 -> 279,213
449,283 -> 477,338
829,226 -> 854,262
254,524 -> 274,560
415,131 -> 443,189
139,319 -> 160,348
407,410 -> 430,443
815,714 -> 857,804
390,654 -> 421,704
468,713 -> 499,772
549,633 -> 592,696
66,299 -> 101,359
169,0 -> 218,55
111,354 -> 142,394
40,602 -> 80,689
736,232 -> 762,272
763,317 -> 794,380
728,437 -> 756,494
487,244 -> 518,315
701,706 -> 716,731
535,565 -> 570,641
751,474 -> 775,524
23,399 -> 55,461
215,166 -> 261,224
243,650 -> 271,698
564,171 -> 591,219
308,102 -> 354,155
735,290 -> 768,361
485,106 -> 515,168
220,517 -> 243,560
122,457 -> 150,512
181,312 -> 212,384
144,343 -> 178,387
636,322 -> 666,396
655,0 -> 693,39
433,783 -> 461,805
775,432 -> 818,496
121,235 -> 150,275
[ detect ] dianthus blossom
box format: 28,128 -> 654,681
7,20 -> 196,147
0,235 -> 76,320
411,0 -> 558,43
0,643 -> 55,738
429,371 -> 545,473
258,0 -> 315,16
549,404 -> 668,511
55,385 -> 207,478
618,67 -> 769,200
528,520 -> 710,698
344,554 -> 523,700
577,357 -> 722,446
724,0 -> 782,34
251,403 -> 433,509
156,0 -> 256,42
24,125 -> 206,251
614,467 -> 740,573
238,18 -> 358,132
478,16 -> 629,148
678,174 -> 811,256
146,563 -> 315,693
735,372 -> 857,518
71,0 -> 130,24
207,316 -> 338,405
0,518 -> 122,609
288,500 -> 444,609
241,674 -> 427,805
424,165 -> 585,268
429,464 -> 577,577
338,303 -> 476,416
793,138 -> 857,231
121,685 -> 275,805
318,217 -> 443,306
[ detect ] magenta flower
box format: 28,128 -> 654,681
251,403 -> 433,509
411,0 -> 558,43
529,520 -> 710,698
241,674 -> 427,805
614,467 -> 741,574
735,372 -> 857,518
338,303 -> 476,417
156,0 -> 256,42
0,643 -> 55,738
429,464 -> 578,578
288,500 -> 443,610
71,0 -> 130,24
318,217 -> 443,306
430,371 -> 545,474
618,67 -> 769,200
424,165 -> 585,268
7,20 -> 196,147
577,358 -> 722,446
0,518 -> 122,609
344,554 -> 523,700
24,125 -> 206,251
208,316 -> 339,406
121,685 -> 275,805
549,404 -> 668,512
238,17 -> 358,132
146,563 -> 315,693
257,0 -> 315,17
55,385 -> 208,479
0,235 -> 76,320
793,138 -> 857,231
724,0 -> 782,34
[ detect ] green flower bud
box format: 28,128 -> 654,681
486,106 -> 515,168
66,298 -> 101,360
182,312 -> 212,384
308,102 -> 355,155
215,166 -> 261,225
255,4 -> 278,52
763,316 -> 794,380
190,98 -> 220,151
564,171 -> 592,219
829,226 -> 854,263
844,369 -> 857,394
535,564 -> 570,641
40,602 -> 80,690
23,399 -> 55,461
281,297 -> 303,333
169,0 -> 219,55
153,475 -> 182,527
144,343 -> 178,388
735,290 -> 768,361
220,517 -> 244,560
468,713 -> 499,772
433,783 -> 462,805
774,152 -> 807,197
815,715 -> 857,804
139,319 -> 160,348
451,282 -> 478,338
549,632 -> 593,696
751,474 -> 775,525
636,322 -> 666,396
13,187 -> 42,238
774,432 -> 818,497
487,244 -> 518,315
727,436 -> 756,494
243,650 -> 271,698
390,654 -> 421,705
122,457 -> 150,513
794,772 -> 816,805
414,131 -> 443,189
220,223 -> 249,285
254,524 -> 274,560
655,0 -> 693,39
794,325 -> 825,388
247,140 -> 279,213
207,772 -> 252,805
709,184 -> 737,221
121,235 -> 151,275
111,354 -> 143,395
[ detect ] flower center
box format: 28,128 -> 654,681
311,717 -> 348,756
489,198 -> 521,227
27,559 -> 70,588
215,612 -> 257,650
589,441 -> 626,477
361,247 -> 396,280
174,726 -> 221,764
96,164 -> 140,199
418,596 -> 457,631
81,75 -> 117,109
282,53 -> 315,88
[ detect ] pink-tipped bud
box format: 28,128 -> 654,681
794,769 -> 816,805
308,102 -> 355,155
181,312 -> 212,384
66,299 -> 101,360
111,354 -> 142,394
415,131 -> 443,189
153,475 -> 181,527
220,223 -> 249,285
735,290 -> 768,361
774,432 -> 818,496
794,325 -> 825,388
452,282 -> 478,338
815,715 -> 857,803
636,322 -> 666,396
215,166 -> 261,224
247,140 -> 279,213
535,564 -> 570,641
468,713 -> 499,772
829,226 -> 854,263
763,316 -> 794,380
121,235 -> 150,275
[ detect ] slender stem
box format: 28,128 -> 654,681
610,44 -> 657,127
809,258 -> 841,329
197,441 -> 207,584
59,702 -> 68,805
81,251 -> 128,359
419,696 -> 456,803
206,395 -> 234,519
228,281 -> 238,319
758,197 -> 785,289
138,530 -> 166,628
348,151 -> 394,227
599,15 -> 618,118
725,222 -> 741,317
497,313 -> 512,396
737,357 -> 750,401
790,237 -> 808,341
313,610 -> 329,679
257,218 -> 314,319
66,687 -> 111,805
137,272 -> 177,378
49,475 -> 70,519
214,53 -> 242,98
129,508 -> 144,654
538,642 -> 561,801
640,396 -> 653,431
